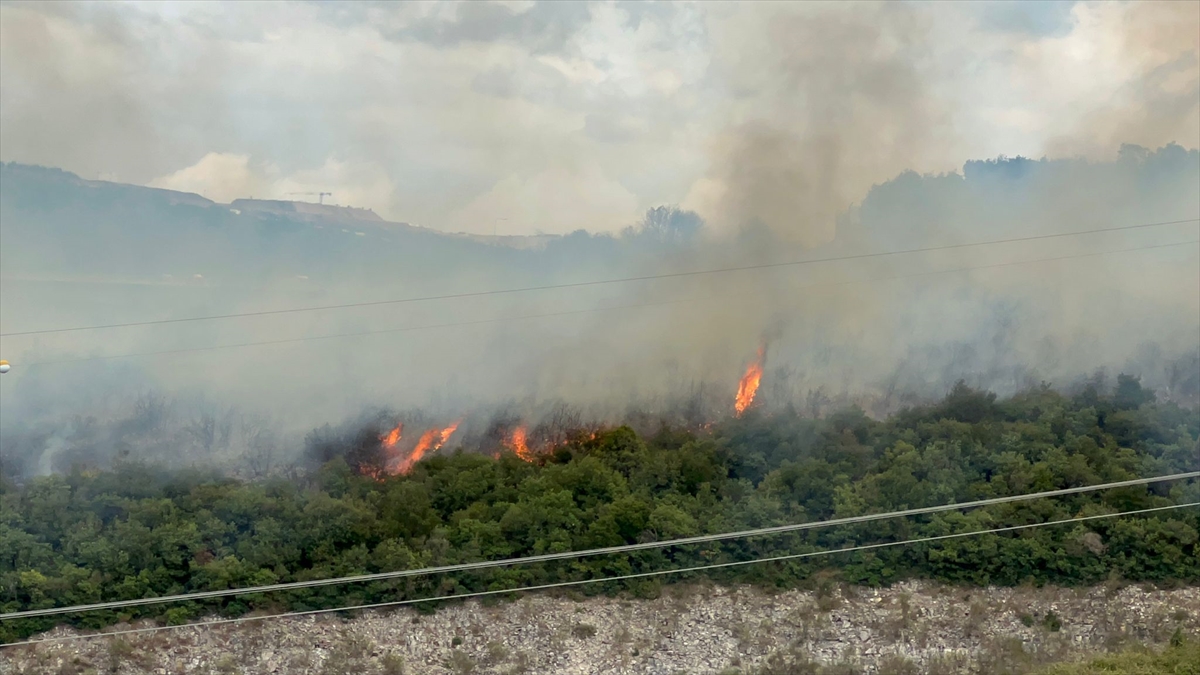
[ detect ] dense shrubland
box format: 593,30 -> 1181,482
743,639 -> 1200,675
1,377 -> 1197,642
1033,638 -> 1200,675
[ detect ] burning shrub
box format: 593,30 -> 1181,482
304,410 -> 398,477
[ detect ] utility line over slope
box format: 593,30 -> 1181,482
4,471 -> 1195,621
4,501 -> 1196,648
3,217 -> 1195,337
16,238 -> 1199,368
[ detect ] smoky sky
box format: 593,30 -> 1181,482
1,1 -> 1198,477
1,1 -> 1196,235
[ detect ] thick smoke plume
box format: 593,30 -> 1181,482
1,2 -> 1197,479
2,145 -> 1195,479
693,2 -> 948,248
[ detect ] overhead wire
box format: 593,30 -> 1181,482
4,501 -> 1196,648
4,471 -> 1195,621
2,222 -> 1196,631
2,217 -> 1195,338
16,238 -> 1200,367
21,298 -> 686,366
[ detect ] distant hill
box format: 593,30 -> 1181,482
0,162 -> 576,287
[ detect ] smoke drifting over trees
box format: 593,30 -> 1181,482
691,2 -> 949,248
3,382 -> 1198,643
1,141 -> 1196,477
0,2 -> 1197,478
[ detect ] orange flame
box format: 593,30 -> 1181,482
508,426 -> 534,462
372,424 -> 404,476
395,420 -> 462,475
399,429 -> 438,474
381,424 -> 402,449
436,420 -> 461,448
734,346 -> 765,416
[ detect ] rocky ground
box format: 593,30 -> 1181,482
3,580 -> 1197,675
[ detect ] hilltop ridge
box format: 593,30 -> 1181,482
0,162 -> 553,247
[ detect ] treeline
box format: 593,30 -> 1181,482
2,378 -> 1198,642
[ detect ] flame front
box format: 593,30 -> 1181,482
399,430 -> 438,474
375,424 -> 404,476
508,426 -> 534,462
437,420 -> 461,448
381,424 -> 402,449
396,421 -> 462,475
734,346 -> 765,416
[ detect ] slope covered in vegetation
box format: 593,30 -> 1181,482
2,378 -> 1197,642
1033,638 -> 1200,675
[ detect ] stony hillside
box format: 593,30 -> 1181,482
4,581 -> 1197,675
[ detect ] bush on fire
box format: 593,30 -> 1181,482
2,377 -> 1197,641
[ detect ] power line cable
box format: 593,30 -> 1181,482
22,298 -> 686,366
3,217 -> 1195,338
4,501 -> 1195,648
4,471 -> 1195,621
18,238 -> 1199,367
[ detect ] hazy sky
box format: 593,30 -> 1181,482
1,1 -> 1196,235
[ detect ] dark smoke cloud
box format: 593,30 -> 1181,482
2,143 -> 1196,480
1,3 -> 1197,480
694,3 -> 950,247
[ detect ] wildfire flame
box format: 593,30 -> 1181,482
396,420 -> 462,475
400,430 -> 438,474
369,418 -> 593,476
735,346 -> 765,416
508,425 -> 534,462
381,424 -> 402,449
373,424 -> 404,475
437,420 -> 461,447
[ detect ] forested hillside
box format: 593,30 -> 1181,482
2,378 -> 1197,642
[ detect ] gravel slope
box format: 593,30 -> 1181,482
3,581 -> 1198,674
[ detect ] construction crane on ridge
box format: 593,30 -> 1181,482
289,191 -> 333,205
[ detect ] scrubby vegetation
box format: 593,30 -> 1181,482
1033,638 -> 1200,675
2,378 -> 1197,642
740,639 -> 1200,675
